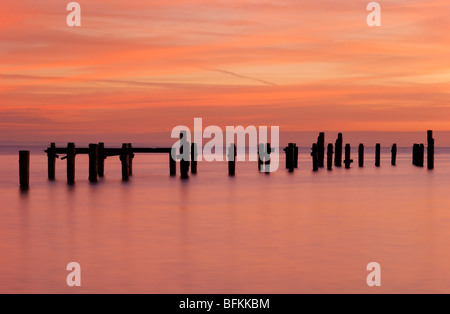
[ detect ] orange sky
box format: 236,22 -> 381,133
1,0 -> 450,145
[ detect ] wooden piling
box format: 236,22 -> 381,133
228,144 -> 236,176
317,132 -> 325,168
294,144 -> 298,169
180,133 -> 190,179
311,143 -> 318,171
375,143 -> 381,167
344,144 -> 353,169
419,144 -> 425,167
120,143 -> 130,181
88,144 -> 98,183
170,148 -> 176,176
98,142 -> 105,177
128,143 -> 134,176
19,150 -> 30,190
327,143 -> 333,171
67,143 -> 76,185
358,144 -> 364,168
258,144 -> 263,171
335,133 -> 343,167
284,143 -> 294,172
412,144 -> 419,166
47,142 -> 56,180
427,130 -> 434,170
391,144 -> 397,166
191,143 -> 198,174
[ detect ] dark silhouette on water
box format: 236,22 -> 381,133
358,144 -> 364,168
228,143 -> 236,176
327,143 -> 333,171
19,150 -> 30,190
344,144 -> 353,169
335,133 -> 343,167
89,143 -> 98,183
391,144 -> 397,166
284,143 -> 295,173
317,132 -> 325,168
311,143 -> 318,172
427,130 -> 434,170
375,143 -> 381,167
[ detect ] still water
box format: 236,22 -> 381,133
0,147 -> 449,293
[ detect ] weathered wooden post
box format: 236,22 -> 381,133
317,132 -> 325,168
169,147 -> 176,176
88,144 -> 98,183
228,143 -> 236,176
191,143 -> 198,174
128,143 -> 134,176
412,144 -> 419,166
419,144 -> 425,167
258,144 -> 263,171
375,143 -> 381,167
120,143 -> 130,181
358,144 -> 364,168
344,144 -> 353,169
67,143 -> 76,185
294,144 -> 299,169
335,133 -> 343,167
98,142 -> 105,177
19,150 -> 30,190
179,132 -> 190,179
284,143 -> 294,172
427,130 -> 434,170
391,144 -> 397,166
311,143 -> 318,171
46,142 -> 57,180
327,143 -> 333,171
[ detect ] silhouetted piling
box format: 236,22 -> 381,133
19,150 -> 30,190
128,143 -> 134,176
344,144 -> 353,169
120,143 -> 130,181
317,132 -> 325,168
427,130 -> 434,170
88,144 -> 98,183
294,144 -> 298,168
311,143 -> 318,171
419,144 -> 425,167
67,143 -> 76,185
228,143 -> 236,176
284,143 -> 294,172
46,142 -> 56,180
391,144 -> 397,166
170,148 -> 176,176
179,132 -> 190,179
191,143 -> 198,174
358,144 -> 364,168
98,142 -> 105,177
375,144 -> 381,167
335,133 -> 343,167
327,143 -> 333,171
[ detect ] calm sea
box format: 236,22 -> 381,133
0,146 -> 450,293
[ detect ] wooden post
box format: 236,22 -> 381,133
169,148 -> 176,176
88,144 -> 98,183
120,143 -> 130,181
47,142 -> 56,180
311,143 -> 318,171
19,150 -> 30,190
294,144 -> 298,169
358,144 -> 364,168
191,143 -> 198,174
391,144 -> 397,166
412,144 -> 419,166
264,143 -> 271,174
258,144 -> 263,171
335,133 -> 343,167
128,143 -> 134,176
228,144 -> 236,176
180,132 -> 190,179
98,142 -> 105,177
427,130 -> 434,170
67,143 -> 76,185
317,132 -> 325,168
419,144 -> 425,167
284,143 -> 294,172
375,143 -> 381,167
327,143 -> 333,171
344,144 -> 353,169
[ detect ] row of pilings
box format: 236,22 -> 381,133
18,131 -> 435,189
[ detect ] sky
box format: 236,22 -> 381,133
1,0 -> 450,146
